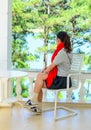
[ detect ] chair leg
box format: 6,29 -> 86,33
54,104 -> 77,120
42,88 -> 47,102
54,91 -> 77,121
42,89 -> 77,120
54,91 -> 58,120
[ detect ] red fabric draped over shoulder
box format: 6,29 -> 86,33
46,42 -> 64,88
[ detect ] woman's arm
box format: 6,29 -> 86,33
43,63 -> 56,74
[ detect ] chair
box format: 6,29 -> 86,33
67,53 -> 84,101
42,53 -> 84,120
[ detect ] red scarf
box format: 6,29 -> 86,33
46,42 -> 64,88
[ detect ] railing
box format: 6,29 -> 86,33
80,71 -> 91,102
0,70 -> 91,107
27,70 -> 91,103
0,70 -> 28,106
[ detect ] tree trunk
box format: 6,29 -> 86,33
71,16 -> 76,45
43,0 -> 50,68
43,26 -> 48,68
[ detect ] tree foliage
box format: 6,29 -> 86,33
12,0 -> 38,69
12,0 -> 91,69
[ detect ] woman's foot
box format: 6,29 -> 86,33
24,99 -> 38,108
29,106 -> 42,114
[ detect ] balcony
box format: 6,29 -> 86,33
0,70 -> 91,107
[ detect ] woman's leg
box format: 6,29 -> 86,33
38,90 -> 43,102
37,81 -> 47,102
32,72 -> 48,103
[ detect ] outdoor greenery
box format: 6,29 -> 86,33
12,0 -> 91,69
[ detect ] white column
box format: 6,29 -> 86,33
0,0 -> 12,106
0,0 -> 12,70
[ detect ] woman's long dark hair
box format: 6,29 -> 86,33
57,31 -> 72,52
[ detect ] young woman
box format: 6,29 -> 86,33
25,31 -> 72,114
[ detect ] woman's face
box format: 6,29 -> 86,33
56,38 -> 61,45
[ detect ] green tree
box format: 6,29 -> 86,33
67,0 -> 91,44
12,0 -> 38,69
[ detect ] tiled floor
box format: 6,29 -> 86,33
0,103 -> 91,130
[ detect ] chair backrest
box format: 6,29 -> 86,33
70,53 -> 84,87
70,53 -> 84,73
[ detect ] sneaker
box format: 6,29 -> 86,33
24,99 -> 38,108
29,106 -> 42,114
